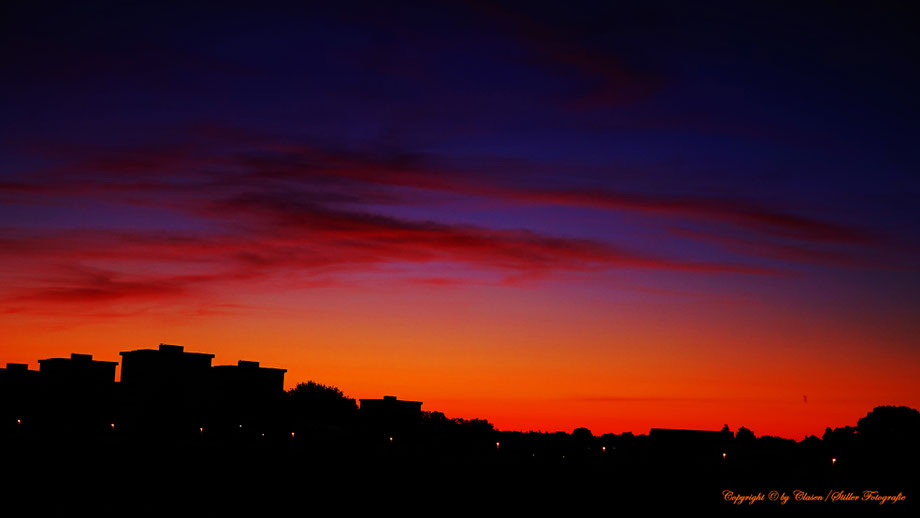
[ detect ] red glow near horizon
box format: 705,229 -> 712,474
2,278 -> 916,440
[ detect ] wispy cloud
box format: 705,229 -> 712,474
0,128 -> 885,310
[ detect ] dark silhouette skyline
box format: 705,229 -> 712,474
3,343 -> 919,443
2,343 -> 917,513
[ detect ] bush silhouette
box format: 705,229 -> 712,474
857,405 -> 920,442
287,381 -> 356,426
735,426 -> 755,441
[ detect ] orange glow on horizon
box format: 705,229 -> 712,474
2,281 -> 917,441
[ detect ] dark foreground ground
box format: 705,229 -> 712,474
2,432 -> 916,516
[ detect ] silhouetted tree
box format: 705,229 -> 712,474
289,381 -> 346,400
452,417 -> 494,434
421,410 -> 456,432
822,425 -> 857,443
735,426 -> 755,441
287,381 -> 356,426
573,427 -> 593,440
422,410 -> 450,425
801,434 -> 822,446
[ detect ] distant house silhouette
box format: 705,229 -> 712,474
360,395 -> 422,431
212,360 -> 286,397
210,360 -> 287,433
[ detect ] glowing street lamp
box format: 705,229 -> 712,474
389,436 -> 393,443
832,457 -> 837,465
722,452 -> 727,459
602,446 -> 606,453
111,423 -> 116,430
496,442 -> 501,450
291,432 -> 295,439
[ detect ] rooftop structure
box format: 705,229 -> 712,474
119,343 -> 214,388
37,353 -> 117,386
211,360 -> 287,397
359,395 -> 422,428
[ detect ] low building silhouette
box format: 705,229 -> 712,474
38,353 -> 117,387
120,343 -> 214,389
0,363 -> 39,432
212,360 -> 286,397
36,354 -> 117,433
210,360 -> 287,433
118,344 -> 215,437
360,395 -> 422,431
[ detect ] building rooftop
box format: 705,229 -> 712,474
119,343 -> 215,358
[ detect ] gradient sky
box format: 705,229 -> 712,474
2,1 -> 918,438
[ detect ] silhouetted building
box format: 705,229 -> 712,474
118,344 -> 215,436
120,343 -> 214,388
36,354 -> 117,433
212,360 -> 286,397
360,395 -> 422,430
38,353 -> 117,387
0,363 -> 40,431
0,362 -> 38,378
0,363 -> 39,387
209,360 -> 287,433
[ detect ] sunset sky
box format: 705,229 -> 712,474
2,1 -> 918,438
